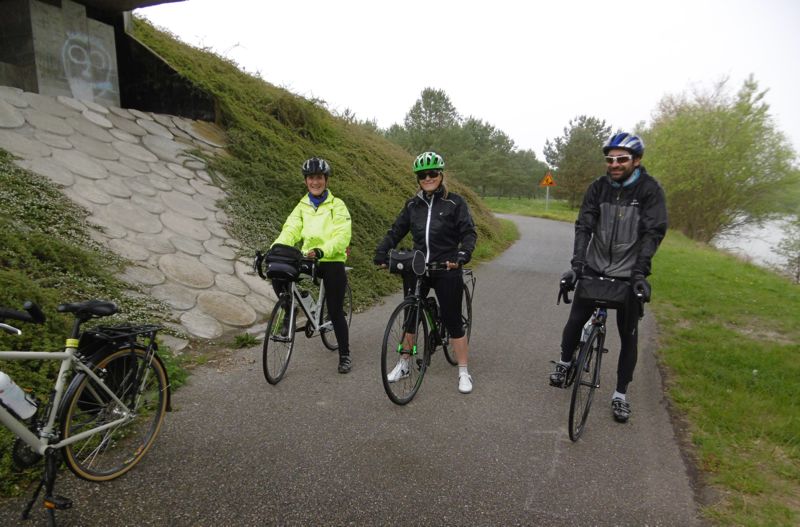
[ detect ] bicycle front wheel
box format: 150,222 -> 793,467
443,283 -> 472,366
61,345 -> 168,481
320,282 -> 353,351
568,327 -> 603,441
263,296 -> 295,384
381,298 -> 429,405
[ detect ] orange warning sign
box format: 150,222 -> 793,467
539,171 -> 556,187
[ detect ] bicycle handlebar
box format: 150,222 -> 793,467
557,279 -> 573,305
0,301 -> 46,324
0,322 -> 22,335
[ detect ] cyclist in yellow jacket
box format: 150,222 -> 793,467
272,157 -> 353,373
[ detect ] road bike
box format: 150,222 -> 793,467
0,300 -> 170,526
254,253 -> 352,385
557,279 -> 644,441
380,249 -> 475,405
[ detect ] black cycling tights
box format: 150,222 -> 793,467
402,269 -> 465,339
560,294 -> 639,394
271,262 -> 350,357
316,262 -> 350,357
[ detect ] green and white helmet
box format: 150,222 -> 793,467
413,151 -> 445,173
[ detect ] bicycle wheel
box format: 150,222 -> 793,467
443,283 -> 472,366
320,282 -> 353,351
381,298 -> 429,405
568,326 -> 603,441
263,296 -> 295,384
61,344 -> 168,481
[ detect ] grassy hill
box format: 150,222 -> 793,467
0,20 -> 511,494
131,18 -> 509,309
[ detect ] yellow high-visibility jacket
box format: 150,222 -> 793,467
272,191 -> 351,262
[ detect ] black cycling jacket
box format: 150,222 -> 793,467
375,187 -> 477,265
572,166 -> 668,278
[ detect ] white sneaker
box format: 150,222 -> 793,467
387,358 -> 410,382
458,373 -> 473,394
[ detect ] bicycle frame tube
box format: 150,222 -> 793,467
289,281 -> 323,333
0,347 -> 135,455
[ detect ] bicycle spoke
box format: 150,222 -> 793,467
62,346 -> 167,481
568,327 -> 602,441
381,299 -> 428,405
263,298 -> 294,384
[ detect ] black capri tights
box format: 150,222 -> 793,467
402,269 -> 465,339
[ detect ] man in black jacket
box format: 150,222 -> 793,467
549,132 -> 668,423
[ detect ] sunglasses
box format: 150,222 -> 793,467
417,170 -> 442,180
605,155 -> 633,165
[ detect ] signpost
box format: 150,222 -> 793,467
539,171 -> 556,210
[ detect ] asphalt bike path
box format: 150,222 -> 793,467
0,214 -> 701,526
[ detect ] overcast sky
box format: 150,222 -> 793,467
135,0 -> 800,161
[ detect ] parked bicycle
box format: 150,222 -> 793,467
254,250 -> 353,384
0,300 -> 170,525
380,249 -> 475,405
556,279 -> 644,441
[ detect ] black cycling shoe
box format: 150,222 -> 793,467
612,398 -> 631,423
549,361 -> 569,387
338,355 -> 352,374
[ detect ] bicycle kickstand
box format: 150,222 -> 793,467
21,449 -> 72,526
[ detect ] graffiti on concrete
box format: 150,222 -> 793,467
61,31 -> 115,101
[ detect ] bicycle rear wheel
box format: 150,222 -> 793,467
61,344 -> 168,481
263,296 -> 295,384
381,298 -> 429,405
443,283 -> 472,366
320,282 -> 353,351
568,326 -> 603,441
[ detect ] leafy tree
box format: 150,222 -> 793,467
644,76 -> 800,242
543,116 -> 610,207
403,87 -> 462,153
383,88 -> 547,197
775,217 -> 800,283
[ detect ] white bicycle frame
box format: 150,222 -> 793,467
0,326 -> 137,456
286,266 -> 351,334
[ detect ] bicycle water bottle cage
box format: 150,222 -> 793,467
424,297 -> 438,320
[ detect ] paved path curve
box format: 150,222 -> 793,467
0,214 -> 702,526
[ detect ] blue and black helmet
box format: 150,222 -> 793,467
603,132 -> 645,158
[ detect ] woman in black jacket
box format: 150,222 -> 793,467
375,152 -> 478,394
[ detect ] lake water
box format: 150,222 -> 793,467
712,217 -> 793,269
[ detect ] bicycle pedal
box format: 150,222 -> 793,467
44,495 -> 73,510
602,348 -> 609,353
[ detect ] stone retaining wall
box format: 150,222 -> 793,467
0,85 -> 275,346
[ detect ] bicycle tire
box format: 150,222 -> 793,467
381,298 -> 429,405
568,326 -> 603,441
263,296 -> 295,384
320,282 -> 353,351
443,284 -> 472,366
60,344 -> 168,481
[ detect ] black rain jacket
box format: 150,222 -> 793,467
375,187 -> 477,265
572,166 -> 668,278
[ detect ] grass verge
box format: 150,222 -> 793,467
488,203 -> 800,526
